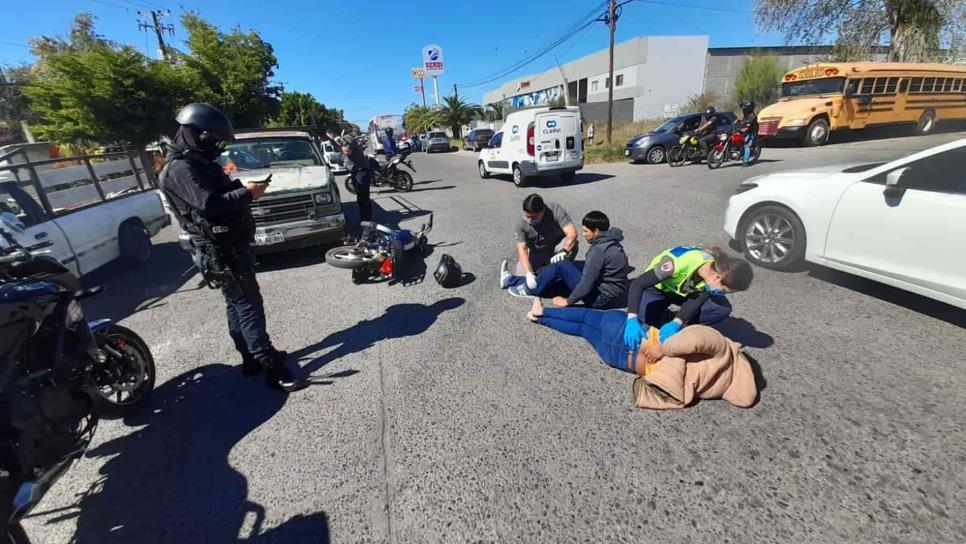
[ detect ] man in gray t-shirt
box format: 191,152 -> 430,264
501,193 -> 578,291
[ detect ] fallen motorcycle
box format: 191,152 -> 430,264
0,214 -> 155,544
343,150 -> 415,194
325,215 -> 433,284
707,126 -> 762,169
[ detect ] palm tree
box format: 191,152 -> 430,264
403,104 -> 441,134
438,95 -> 481,139
484,102 -> 504,122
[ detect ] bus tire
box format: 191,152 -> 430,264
803,118 -> 829,147
915,110 -> 935,135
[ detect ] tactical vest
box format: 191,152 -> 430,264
646,245 -> 714,297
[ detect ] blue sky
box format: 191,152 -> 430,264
1,0 -> 787,126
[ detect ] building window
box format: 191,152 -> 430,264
591,80 -> 598,92
615,74 -> 624,87
604,77 -> 610,89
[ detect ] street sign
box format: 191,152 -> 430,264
414,85 -> 423,92
422,44 -> 445,77
411,67 -> 426,80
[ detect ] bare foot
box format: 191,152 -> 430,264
527,298 -> 544,322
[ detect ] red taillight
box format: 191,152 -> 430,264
785,74 -> 797,81
527,122 -> 535,156
380,258 -> 393,276
825,68 -> 839,76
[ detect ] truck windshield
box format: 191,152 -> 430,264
781,77 -> 846,98
224,137 -> 322,169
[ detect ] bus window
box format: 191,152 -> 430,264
942,78 -> 952,92
955,78 -> 964,92
860,78 -> 874,94
923,77 -> 936,93
909,77 -> 923,93
845,79 -> 861,96
898,79 -> 909,93
873,78 -> 886,94
885,77 -> 898,94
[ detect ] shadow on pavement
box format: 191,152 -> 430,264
765,120 -> 966,148
48,364 -> 335,543
291,298 -> 465,375
807,265 -> 966,327
489,172 -> 615,188
712,317 -> 775,349
81,241 -> 196,323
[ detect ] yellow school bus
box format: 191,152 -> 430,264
757,62 -> 966,146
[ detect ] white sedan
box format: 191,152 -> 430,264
724,138 -> 966,310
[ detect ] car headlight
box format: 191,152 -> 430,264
733,183 -> 758,195
315,193 -> 333,205
786,118 -> 808,126
634,138 -> 649,148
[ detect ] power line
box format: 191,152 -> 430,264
0,40 -> 29,49
88,0 -> 133,11
636,0 -> 751,15
122,0 -> 169,10
457,1 -> 608,88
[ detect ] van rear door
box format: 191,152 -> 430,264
533,110 -> 581,169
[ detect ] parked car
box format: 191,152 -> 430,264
0,146 -> 168,275
724,138 -> 966,309
625,111 -> 736,164
426,131 -> 451,153
462,129 -> 495,152
478,106 -> 583,187
320,139 -> 347,174
210,129 -> 345,254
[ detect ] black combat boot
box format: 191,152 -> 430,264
257,351 -> 306,393
242,356 -> 262,377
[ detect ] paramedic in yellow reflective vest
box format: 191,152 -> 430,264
622,245 -> 754,350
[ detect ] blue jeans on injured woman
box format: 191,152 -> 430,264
537,307 -> 635,372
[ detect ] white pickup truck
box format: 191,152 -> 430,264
0,145 -> 169,276
214,129 -> 345,253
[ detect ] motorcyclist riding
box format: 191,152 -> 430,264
736,99 -> 759,167
695,106 -> 720,154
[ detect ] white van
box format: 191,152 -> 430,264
478,106 -> 583,187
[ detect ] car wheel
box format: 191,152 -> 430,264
803,118 -> 829,147
915,110 -> 935,135
118,221 -> 151,266
740,205 -> 805,271
512,164 -> 526,187
478,161 -> 490,179
646,146 -> 666,164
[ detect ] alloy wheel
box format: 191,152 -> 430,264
744,213 -> 795,264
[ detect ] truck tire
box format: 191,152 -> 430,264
803,118 -> 829,147
119,222 -> 151,266
914,110 -> 935,135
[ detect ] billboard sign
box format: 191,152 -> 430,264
411,67 -> 426,80
422,44 -> 445,77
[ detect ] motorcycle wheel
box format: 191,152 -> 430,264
325,246 -> 377,270
752,145 -> 762,163
707,148 -> 725,169
6,522 -> 29,544
94,324 -> 155,416
343,178 -> 357,195
667,146 -> 685,167
394,171 -> 414,192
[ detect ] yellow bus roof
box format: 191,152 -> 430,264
786,62 -> 966,77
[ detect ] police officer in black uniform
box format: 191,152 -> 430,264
160,103 -> 305,392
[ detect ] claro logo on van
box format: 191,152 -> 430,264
512,125 -> 519,134
542,119 -> 562,135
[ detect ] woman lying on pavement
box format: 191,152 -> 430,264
623,245 -> 753,349
526,298 -> 758,409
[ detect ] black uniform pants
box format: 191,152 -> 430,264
223,248 -> 275,362
355,171 -> 372,222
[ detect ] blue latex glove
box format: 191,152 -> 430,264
624,316 -> 644,350
659,320 -> 683,343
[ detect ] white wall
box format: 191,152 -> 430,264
633,36 -> 709,120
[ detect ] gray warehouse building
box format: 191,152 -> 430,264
482,37 -> 880,123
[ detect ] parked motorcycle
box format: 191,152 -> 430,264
667,132 -> 705,167
325,215 -> 433,284
707,125 -> 762,169
0,214 -> 155,543
343,150 -> 416,194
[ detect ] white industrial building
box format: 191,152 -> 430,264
482,37 -> 870,123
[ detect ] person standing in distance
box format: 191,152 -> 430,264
160,103 -> 306,392
341,138 -> 374,223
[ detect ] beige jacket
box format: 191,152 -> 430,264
632,325 -> 757,410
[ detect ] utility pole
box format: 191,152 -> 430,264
138,10 -> 175,61
606,0 -> 616,144
453,83 -> 459,102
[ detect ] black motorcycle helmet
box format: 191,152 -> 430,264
704,106 -> 716,117
385,127 -> 394,138
433,254 -> 462,288
740,99 -> 755,114
176,102 -> 235,146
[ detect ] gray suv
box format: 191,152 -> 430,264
426,131 -> 451,153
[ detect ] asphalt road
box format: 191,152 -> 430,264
27,128 -> 966,544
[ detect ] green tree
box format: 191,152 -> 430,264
438,96 -> 480,139
179,13 -> 282,128
733,55 -> 783,108
754,0 -> 965,62
29,12 -> 113,57
684,91 -> 719,113
484,102 -> 504,122
0,65 -> 36,143
403,104 -> 441,134
271,91 -> 353,134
